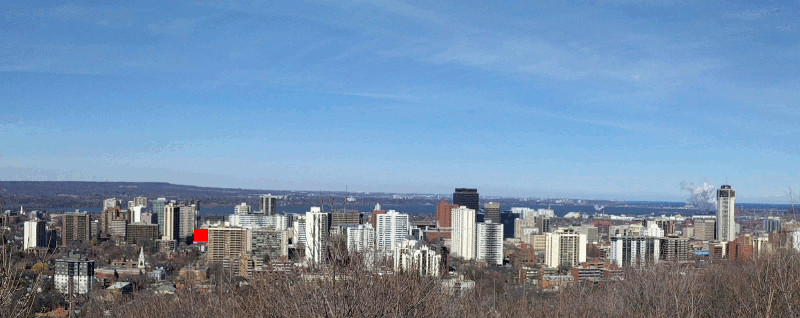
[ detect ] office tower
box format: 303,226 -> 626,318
376,210 -> 410,254
177,204 -> 197,243
717,185 -> 736,242
62,213 -> 90,246
476,221 -> 504,265
251,228 -> 289,262
234,203 -> 252,215
484,202 -> 501,224
660,235 -> 689,262
54,254 -> 95,295
544,228 -> 587,269
538,217 -> 552,234
763,218 -> 782,233
330,210 -> 361,228
346,224 -> 375,253
162,202 -> 176,240
259,194 -> 280,215
103,198 -> 121,209
127,223 -> 159,246
100,207 -> 130,237
206,227 -> 251,276
90,220 -> 99,240
436,200 -> 459,229
133,196 -> 147,207
610,236 -> 661,267
500,211 -> 519,239
453,188 -> 479,212
305,207 -> 329,264
393,240 -> 441,277
694,219 -> 716,241
24,219 -> 47,250
451,206 -> 476,260
152,198 -> 167,236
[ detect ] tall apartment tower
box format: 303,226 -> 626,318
453,188 -> 479,212
544,228 -> 587,269
484,202 -> 501,224
476,221 -> 504,265
24,219 -> 47,250
162,202 -> 176,241
206,227 -> 251,276
259,194 -> 280,215
54,254 -> 95,295
717,185 -> 736,242
376,210 -> 410,254
346,224 -> 376,254
451,206 -> 476,260
234,203 -> 252,215
132,196 -> 148,207
305,207 -> 329,264
62,213 -> 90,246
436,200 -> 459,229
152,198 -> 167,236
177,204 -> 197,243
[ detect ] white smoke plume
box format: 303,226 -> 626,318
681,181 -> 717,212
593,205 -> 605,211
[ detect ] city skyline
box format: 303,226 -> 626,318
2,2 -> 800,202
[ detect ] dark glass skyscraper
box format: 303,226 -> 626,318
453,188 -> 479,212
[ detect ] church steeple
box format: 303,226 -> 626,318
137,247 -> 146,269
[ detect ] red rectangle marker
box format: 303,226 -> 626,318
194,229 -> 208,242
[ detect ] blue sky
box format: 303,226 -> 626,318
1,1 -> 799,202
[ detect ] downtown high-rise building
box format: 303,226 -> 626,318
435,200 -> 459,229
376,210 -> 410,254
206,227 -> 251,276
544,228 -> 586,269
453,188 -> 479,212
177,204 -> 197,243
162,202 -> 176,240
24,219 -> 47,250
55,254 -> 95,295
126,223 -> 159,246
305,207 -> 329,264
451,206 -> 476,260
251,228 -> 289,262
610,236 -> 661,267
103,198 -> 121,210
717,185 -> 736,242
259,194 -> 281,215
476,221 -> 504,265
484,202 -> 501,224
234,202 -> 252,215
132,196 -> 148,207
62,212 -> 90,246
152,198 -> 167,236
393,240 -> 441,277
346,224 -> 376,254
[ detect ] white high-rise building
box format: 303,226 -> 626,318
393,240 -> 441,277
476,221 -> 504,265
376,210 -> 410,254
346,224 -> 376,253
130,205 -> 145,223
24,219 -> 47,250
610,236 -> 661,267
644,222 -> 665,237
544,228 -> 587,269
234,202 -> 252,215
293,216 -> 307,245
451,206 -> 476,260
103,198 -> 121,209
305,207 -> 329,264
717,185 -> 736,242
